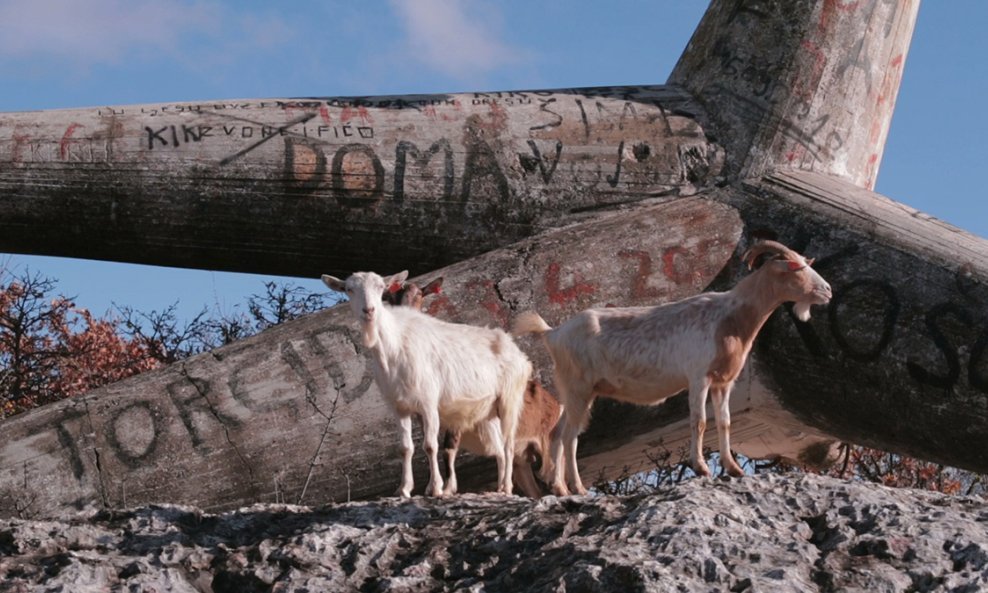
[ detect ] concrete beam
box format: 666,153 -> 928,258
0,86 -> 720,278
670,0 -> 920,188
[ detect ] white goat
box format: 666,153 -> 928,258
513,241 -> 832,495
322,270 -> 531,497
382,277 -> 561,497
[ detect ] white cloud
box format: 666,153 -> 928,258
389,0 -> 524,80
0,0 -> 222,63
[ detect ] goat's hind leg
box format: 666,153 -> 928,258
546,375 -> 593,496
688,378 -> 713,477
497,405 -> 519,496
562,399 -> 593,495
478,418 -> 510,495
547,412 -> 568,496
540,412 -> 561,490
442,429 -> 462,495
550,391 -> 593,496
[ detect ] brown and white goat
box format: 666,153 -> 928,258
323,270 -> 530,497
383,277 -> 560,498
380,276 -> 444,312
513,241 -> 832,495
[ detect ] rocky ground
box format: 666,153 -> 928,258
0,473 -> 985,592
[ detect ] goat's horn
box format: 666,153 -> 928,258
742,240 -> 798,270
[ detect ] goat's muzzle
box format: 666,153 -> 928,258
794,285 -> 831,322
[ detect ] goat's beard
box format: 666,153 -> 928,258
793,302 -> 812,322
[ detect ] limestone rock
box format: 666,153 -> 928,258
1,474 -> 985,592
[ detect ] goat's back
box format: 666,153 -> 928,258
543,294 -> 735,400
383,308 -> 530,428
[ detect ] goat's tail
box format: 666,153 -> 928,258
512,311 -> 553,337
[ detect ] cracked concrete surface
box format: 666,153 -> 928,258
179,364 -> 257,492
278,337 -> 347,505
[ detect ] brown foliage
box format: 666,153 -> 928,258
826,444 -> 983,496
53,309 -> 159,398
0,270 -> 159,418
0,271 -> 336,419
596,444 -> 985,497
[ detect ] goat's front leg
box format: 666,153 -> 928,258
711,385 -> 744,477
420,408 -> 445,497
688,379 -> 712,477
397,415 -> 415,498
442,429 -> 461,496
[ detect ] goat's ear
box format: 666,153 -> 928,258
384,270 -> 409,287
805,257 -> 815,266
387,281 -> 403,294
321,274 -> 346,292
422,277 -> 444,295
786,260 -> 805,272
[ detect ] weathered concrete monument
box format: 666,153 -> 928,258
2,0 -> 985,518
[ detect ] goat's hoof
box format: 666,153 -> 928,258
551,484 -> 570,497
725,465 -> 745,478
694,464 -> 712,478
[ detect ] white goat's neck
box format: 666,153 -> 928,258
703,269 -> 785,389
359,306 -> 400,354
729,268 -> 788,333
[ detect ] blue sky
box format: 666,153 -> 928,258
0,1 -> 984,323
